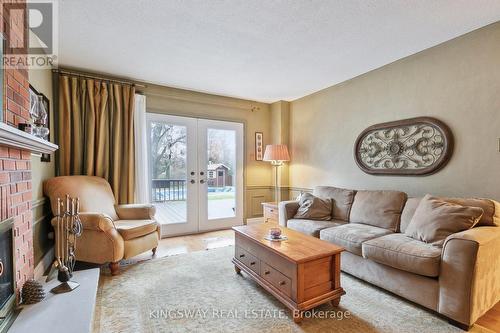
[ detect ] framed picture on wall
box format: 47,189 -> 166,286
255,132 -> 263,161
40,94 -> 50,162
29,85 -> 39,113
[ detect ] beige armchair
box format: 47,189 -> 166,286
43,175 -> 159,275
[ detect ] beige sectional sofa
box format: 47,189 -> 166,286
279,186 -> 500,330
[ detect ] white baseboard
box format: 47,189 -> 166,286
246,217 -> 264,225
34,247 -> 54,279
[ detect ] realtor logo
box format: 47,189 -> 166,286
2,0 -> 58,69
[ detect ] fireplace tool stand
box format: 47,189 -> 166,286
47,195 -> 83,294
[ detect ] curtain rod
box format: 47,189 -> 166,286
53,68 -> 146,88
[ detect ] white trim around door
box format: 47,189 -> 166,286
197,118 -> 244,232
145,113 -> 244,237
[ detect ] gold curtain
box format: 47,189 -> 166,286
57,74 -> 135,204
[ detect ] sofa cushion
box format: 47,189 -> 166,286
349,190 -> 407,231
405,195 -> 484,247
400,197 -> 422,233
287,219 -> 345,237
320,224 -> 392,255
362,233 -> 442,277
443,198 -> 500,227
313,186 -> 356,221
294,193 -> 332,220
401,197 -> 500,229
115,219 -> 158,240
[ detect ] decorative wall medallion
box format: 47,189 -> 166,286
354,117 -> 453,176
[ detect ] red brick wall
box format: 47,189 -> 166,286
1,0 -> 35,297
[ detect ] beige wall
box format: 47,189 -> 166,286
29,69 -> 54,200
289,22 -> 500,201
270,101 -> 290,200
28,63 -> 55,266
270,100 -> 290,146
142,84 -> 274,218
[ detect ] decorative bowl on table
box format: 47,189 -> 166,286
269,228 -> 282,239
264,228 -> 287,241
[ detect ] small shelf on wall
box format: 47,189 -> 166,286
0,123 -> 58,154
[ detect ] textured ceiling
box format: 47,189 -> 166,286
58,0 -> 500,102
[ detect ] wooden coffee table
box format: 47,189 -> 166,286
232,224 -> 345,323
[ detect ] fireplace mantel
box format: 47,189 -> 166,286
0,123 -> 58,154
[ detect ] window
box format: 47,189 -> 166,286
208,171 -> 214,178
218,170 -> 224,177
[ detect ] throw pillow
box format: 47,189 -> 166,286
405,194 -> 484,247
293,192 -> 332,220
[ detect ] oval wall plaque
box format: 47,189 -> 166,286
354,117 -> 453,176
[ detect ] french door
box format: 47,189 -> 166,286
147,113 -> 244,237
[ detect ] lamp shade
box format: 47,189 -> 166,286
263,144 -> 290,162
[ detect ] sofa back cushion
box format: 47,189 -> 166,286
405,194 -> 484,247
445,198 -> 500,227
313,186 -> 356,221
400,197 -> 423,233
349,190 -> 407,231
401,197 -> 500,230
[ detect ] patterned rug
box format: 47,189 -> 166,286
93,246 -> 492,333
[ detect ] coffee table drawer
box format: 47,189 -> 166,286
236,246 -> 260,274
236,234 -> 295,278
261,262 -> 292,298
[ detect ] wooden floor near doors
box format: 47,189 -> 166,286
131,229 -> 235,262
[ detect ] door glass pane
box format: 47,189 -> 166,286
206,128 -> 236,219
149,121 -> 187,224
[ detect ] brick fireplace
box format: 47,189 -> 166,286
0,3 -> 57,331
0,0 -> 35,299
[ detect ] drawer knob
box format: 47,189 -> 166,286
264,270 -> 270,275
279,281 -> 286,286
239,254 -> 245,258
250,262 -> 256,265
270,209 -> 274,212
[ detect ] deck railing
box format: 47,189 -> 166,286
151,179 -> 186,202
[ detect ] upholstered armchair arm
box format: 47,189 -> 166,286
51,212 -> 116,232
50,213 -> 124,264
79,213 -> 117,231
115,204 -> 156,220
279,200 -> 300,227
439,226 -> 500,326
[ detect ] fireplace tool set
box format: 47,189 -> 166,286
47,195 -> 83,294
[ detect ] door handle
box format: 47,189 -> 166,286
190,179 -> 196,184
200,179 -> 205,184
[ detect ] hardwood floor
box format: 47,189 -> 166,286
130,229 -> 234,262
476,302 -> 500,332
127,229 -> 499,332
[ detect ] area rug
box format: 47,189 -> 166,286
93,246 -> 491,333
